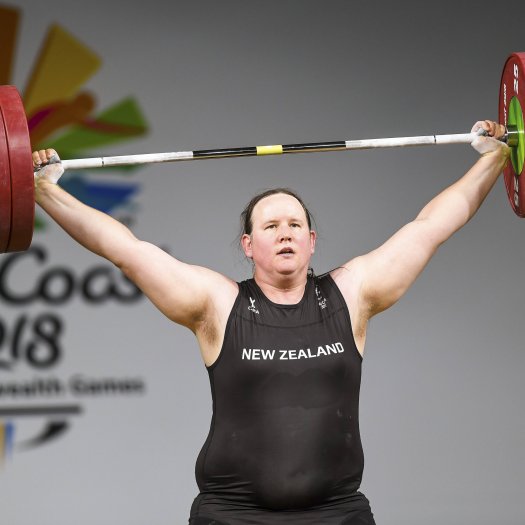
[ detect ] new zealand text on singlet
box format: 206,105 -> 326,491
242,342 -> 344,361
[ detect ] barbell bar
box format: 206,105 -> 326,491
0,52 -> 524,254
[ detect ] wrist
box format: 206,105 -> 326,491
479,148 -> 510,168
34,178 -> 58,202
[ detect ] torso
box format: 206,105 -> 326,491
190,274 -> 368,520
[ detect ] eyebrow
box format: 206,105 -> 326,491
262,217 -> 305,226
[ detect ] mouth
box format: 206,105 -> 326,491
277,247 -> 295,256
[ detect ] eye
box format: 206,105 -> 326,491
265,224 -> 277,230
291,223 -> 301,228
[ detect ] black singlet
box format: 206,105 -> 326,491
189,274 -> 375,524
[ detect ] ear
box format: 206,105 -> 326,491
310,230 -> 317,254
241,233 -> 253,258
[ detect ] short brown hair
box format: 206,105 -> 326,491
240,188 -> 313,236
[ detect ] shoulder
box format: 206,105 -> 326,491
329,258 -> 366,299
329,258 -> 370,321
206,270 -> 240,309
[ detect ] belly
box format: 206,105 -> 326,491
200,405 -> 363,509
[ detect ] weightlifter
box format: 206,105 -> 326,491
32,120 -> 508,524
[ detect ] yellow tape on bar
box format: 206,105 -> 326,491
256,144 -> 283,156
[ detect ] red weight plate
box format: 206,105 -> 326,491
0,85 -> 34,250
499,52 -> 525,218
0,107 -> 11,252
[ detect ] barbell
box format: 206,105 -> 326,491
0,52 -> 524,254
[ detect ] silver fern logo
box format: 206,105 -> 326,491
248,297 -> 259,314
315,286 -> 327,309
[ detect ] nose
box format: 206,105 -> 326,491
278,225 -> 292,242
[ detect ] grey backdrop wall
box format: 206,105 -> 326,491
0,1 -> 523,525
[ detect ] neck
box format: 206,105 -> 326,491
253,271 -> 309,305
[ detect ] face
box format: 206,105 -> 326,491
241,193 -> 316,279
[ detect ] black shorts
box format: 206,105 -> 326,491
189,489 -> 376,524
188,506 -> 376,525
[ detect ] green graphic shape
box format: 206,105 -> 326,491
45,97 -> 148,155
508,96 -> 524,176
34,215 -> 46,231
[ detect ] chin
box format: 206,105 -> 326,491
275,263 -> 304,276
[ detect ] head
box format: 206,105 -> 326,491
240,188 -> 316,279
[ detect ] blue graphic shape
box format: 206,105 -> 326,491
61,174 -> 139,214
5,422 -> 15,459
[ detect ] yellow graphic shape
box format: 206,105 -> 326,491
23,24 -> 101,115
0,6 -> 20,84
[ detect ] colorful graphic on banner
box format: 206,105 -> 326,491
0,5 -> 151,466
0,5 -> 149,230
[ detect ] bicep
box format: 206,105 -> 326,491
356,218 -> 443,316
116,240 -> 233,329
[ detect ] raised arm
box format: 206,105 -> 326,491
334,120 -> 510,329
33,149 -> 237,335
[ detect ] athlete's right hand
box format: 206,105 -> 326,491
33,149 -> 64,185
